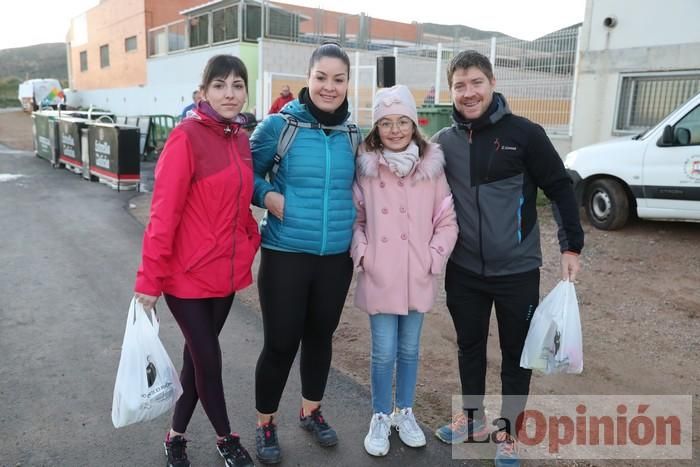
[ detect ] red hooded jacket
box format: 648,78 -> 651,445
135,109 -> 261,298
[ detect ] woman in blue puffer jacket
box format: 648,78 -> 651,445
249,42 -> 357,464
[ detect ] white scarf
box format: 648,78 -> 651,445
381,142 -> 420,178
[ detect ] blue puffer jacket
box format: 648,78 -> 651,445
251,99 -> 356,255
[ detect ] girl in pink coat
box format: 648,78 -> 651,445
351,85 -> 458,456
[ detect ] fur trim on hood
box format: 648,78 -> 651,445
356,142 -> 446,181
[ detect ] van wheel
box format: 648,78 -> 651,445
584,179 -> 630,230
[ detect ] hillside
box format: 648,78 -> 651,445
0,43 -> 68,82
422,22 -> 510,41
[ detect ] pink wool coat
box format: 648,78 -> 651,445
351,143 -> 458,315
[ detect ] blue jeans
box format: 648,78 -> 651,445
369,311 -> 425,414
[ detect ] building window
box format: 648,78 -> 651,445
125,35 -> 137,52
168,21 -> 186,52
148,27 -> 167,56
244,3 -> 261,41
213,5 -> 238,43
80,51 -> 88,71
189,13 -> 210,47
615,73 -> 700,133
100,44 -> 110,68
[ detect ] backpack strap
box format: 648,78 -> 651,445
269,114 -> 361,182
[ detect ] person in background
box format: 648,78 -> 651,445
351,85 -> 458,457
134,54 -> 260,467
250,43 -> 356,465
267,84 -> 294,114
431,50 -> 583,467
180,89 -> 202,120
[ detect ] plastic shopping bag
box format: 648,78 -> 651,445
520,280 -> 583,374
111,297 -> 183,428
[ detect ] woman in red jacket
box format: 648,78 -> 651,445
134,54 -> 260,467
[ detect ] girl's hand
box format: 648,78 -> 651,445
135,292 -> 159,311
264,192 -> 285,221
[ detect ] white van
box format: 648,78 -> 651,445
18,79 -> 64,111
565,92 -> 700,230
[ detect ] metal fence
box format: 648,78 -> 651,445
262,27 -> 580,134
145,1 -> 580,134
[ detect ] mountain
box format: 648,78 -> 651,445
0,43 -> 68,82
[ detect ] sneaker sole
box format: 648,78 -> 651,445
398,433 -> 427,448
255,453 -> 282,465
300,423 -> 338,447
363,436 -> 390,456
434,426 -> 490,445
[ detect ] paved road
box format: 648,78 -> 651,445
0,146 -> 470,466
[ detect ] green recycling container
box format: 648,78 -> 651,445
416,104 -> 452,138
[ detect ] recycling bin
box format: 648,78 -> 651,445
32,111 -> 61,166
88,123 -> 141,191
416,104 -> 453,138
58,117 -> 90,174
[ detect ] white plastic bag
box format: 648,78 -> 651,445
520,280 -> 583,374
111,297 -> 183,428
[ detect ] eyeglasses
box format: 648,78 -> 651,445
377,118 -> 413,132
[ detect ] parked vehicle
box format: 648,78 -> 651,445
18,79 -> 64,111
565,92 -> 700,230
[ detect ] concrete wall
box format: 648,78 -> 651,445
571,0 -> 700,149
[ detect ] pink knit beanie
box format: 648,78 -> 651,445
373,85 -> 418,126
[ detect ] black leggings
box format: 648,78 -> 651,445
164,293 -> 235,436
255,248 -> 353,414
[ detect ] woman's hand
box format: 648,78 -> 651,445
264,192 -> 285,221
135,292 -> 159,311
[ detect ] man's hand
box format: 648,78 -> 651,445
560,252 -> 581,282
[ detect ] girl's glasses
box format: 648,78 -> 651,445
378,118 -> 413,132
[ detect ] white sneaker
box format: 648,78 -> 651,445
364,413 -> 391,456
392,407 -> 426,448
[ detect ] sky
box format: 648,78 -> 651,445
0,0 -> 586,51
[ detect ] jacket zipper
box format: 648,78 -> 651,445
321,131 -> 330,255
467,128 -> 486,275
228,126 -> 243,290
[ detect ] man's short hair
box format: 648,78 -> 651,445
447,50 -> 494,88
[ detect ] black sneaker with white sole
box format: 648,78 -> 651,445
217,434 -> 255,467
164,434 -> 190,467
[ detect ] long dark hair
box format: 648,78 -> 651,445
200,55 -> 249,93
363,123 -> 429,157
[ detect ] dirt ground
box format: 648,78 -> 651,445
3,110 -> 698,465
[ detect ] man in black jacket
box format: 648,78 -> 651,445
432,50 -> 583,466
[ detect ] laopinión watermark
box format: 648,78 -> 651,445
450,395 -> 692,460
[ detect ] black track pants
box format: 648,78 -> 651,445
445,260 -> 539,433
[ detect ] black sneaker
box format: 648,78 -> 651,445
217,434 -> 255,467
255,418 -> 282,464
164,434 -> 190,467
299,406 -> 338,447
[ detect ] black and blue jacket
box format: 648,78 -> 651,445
432,93 -> 583,277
